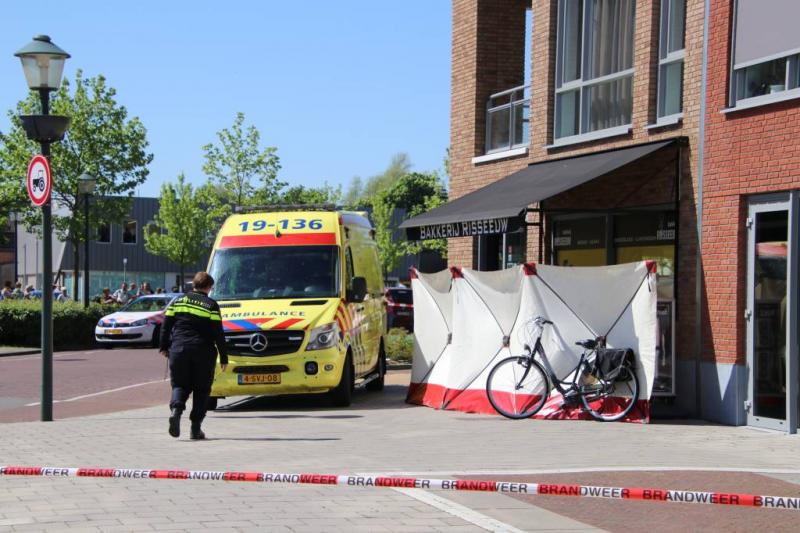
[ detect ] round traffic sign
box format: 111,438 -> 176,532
27,154 -> 52,207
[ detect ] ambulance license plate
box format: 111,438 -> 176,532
238,373 -> 281,385
105,328 -> 123,335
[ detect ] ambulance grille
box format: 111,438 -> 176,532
224,330 -> 305,357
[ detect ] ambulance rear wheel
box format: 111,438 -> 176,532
329,353 -> 354,407
365,342 -> 386,392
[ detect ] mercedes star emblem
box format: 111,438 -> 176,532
249,333 -> 268,352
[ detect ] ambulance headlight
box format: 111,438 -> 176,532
131,319 -> 148,327
306,323 -> 339,351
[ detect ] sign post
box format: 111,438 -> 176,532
27,154 -> 53,421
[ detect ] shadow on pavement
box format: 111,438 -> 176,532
215,384 -> 414,413
213,414 -> 362,419
202,437 -> 341,442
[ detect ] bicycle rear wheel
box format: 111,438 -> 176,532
486,356 -> 550,419
580,366 -> 640,422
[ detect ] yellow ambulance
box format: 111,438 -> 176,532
206,206 -> 386,408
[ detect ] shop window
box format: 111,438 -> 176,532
553,211 -> 677,395
730,0 -> 800,107
96,223 -> 111,244
553,216 -> 607,266
123,220 -> 137,244
555,0 -> 635,141
657,0 -> 685,120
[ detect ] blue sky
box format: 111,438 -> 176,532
0,1 -> 451,197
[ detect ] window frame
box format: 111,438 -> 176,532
122,220 -> 138,245
484,85 -> 530,155
553,0 -> 636,143
728,0 -> 800,109
656,0 -> 685,123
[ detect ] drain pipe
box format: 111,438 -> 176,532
694,0 -> 711,419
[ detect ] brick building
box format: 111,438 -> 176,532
403,0 -> 800,430
701,0 -> 800,431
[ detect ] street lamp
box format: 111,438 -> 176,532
78,173 -> 96,308
15,34 -> 71,422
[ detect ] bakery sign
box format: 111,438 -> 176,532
407,216 -> 524,241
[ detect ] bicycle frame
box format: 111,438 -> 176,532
528,335 -> 594,397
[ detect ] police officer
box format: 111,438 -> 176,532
159,272 -> 228,440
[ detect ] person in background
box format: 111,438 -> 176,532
159,272 -> 227,440
101,287 -> 116,304
23,285 -> 35,299
170,286 -> 179,293
155,287 -> 164,294
140,281 -> 154,295
52,284 -> 62,301
129,282 -> 139,298
57,287 -> 70,302
1,281 -> 13,300
112,282 -> 130,305
11,282 -> 23,299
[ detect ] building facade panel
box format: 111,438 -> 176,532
448,0 -> 706,416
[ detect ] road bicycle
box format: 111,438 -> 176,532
485,316 -> 640,422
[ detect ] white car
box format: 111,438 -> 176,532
95,294 -> 181,347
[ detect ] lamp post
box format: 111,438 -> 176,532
78,173 -> 96,308
15,35 -> 71,422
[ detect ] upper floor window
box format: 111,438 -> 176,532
555,0 -> 635,141
657,0 -> 685,120
123,220 -> 137,244
96,223 -> 111,244
731,0 -> 800,107
486,85 -> 530,154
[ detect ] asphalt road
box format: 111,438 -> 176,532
0,346 -> 412,423
0,345 -> 171,423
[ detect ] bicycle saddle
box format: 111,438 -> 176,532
575,339 -> 597,349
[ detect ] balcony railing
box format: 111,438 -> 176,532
485,84 -> 530,154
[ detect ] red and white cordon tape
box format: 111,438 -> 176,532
2,465 -> 799,510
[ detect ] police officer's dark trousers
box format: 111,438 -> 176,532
169,344 -> 216,425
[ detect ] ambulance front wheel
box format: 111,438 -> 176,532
329,353 -> 354,407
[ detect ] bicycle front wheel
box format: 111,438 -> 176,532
580,366 -> 640,422
486,356 -> 550,419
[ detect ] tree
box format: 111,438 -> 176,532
0,70 -> 152,297
342,176 -> 364,207
278,182 -> 342,205
342,153 -> 412,209
145,174 -> 211,288
372,172 -> 448,275
202,112 -> 283,207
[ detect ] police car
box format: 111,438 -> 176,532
95,293 -> 182,347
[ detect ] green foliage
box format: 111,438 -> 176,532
372,172 -> 448,274
0,300 -> 117,349
0,70 -> 152,240
0,71 -> 152,297
342,153 -> 412,208
202,112 -> 284,207
145,174 -> 211,286
385,327 -> 413,363
279,182 -> 342,205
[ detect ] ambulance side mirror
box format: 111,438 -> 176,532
348,277 -> 367,303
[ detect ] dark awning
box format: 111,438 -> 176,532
401,140 -> 676,240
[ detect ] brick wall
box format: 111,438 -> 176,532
449,0 -> 705,364
702,0 -> 800,365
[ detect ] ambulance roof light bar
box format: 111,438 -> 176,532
234,204 -> 338,213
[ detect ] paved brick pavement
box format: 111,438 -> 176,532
1,369 -> 800,531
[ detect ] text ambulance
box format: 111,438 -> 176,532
206,207 -> 387,408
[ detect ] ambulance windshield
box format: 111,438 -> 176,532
209,245 -> 340,300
